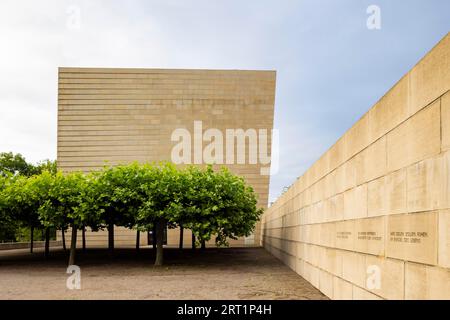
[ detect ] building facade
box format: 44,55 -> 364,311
57,67 -> 276,247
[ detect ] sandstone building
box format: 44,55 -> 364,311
57,67 -> 276,247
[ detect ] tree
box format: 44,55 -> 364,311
0,153 -> 57,244
0,152 -> 34,177
0,175 -> 17,242
1,174 -> 43,251
212,168 -> 262,245
0,161 -> 263,267
35,171 -> 88,262
136,163 -> 263,265
182,166 -> 262,248
0,153 -> 56,177
136,163 -> 184,266
33,159 -> 57,176
90,163 -> 148,256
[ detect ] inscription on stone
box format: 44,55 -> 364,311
358,231 -> 382,241
335,220 -> 356,250
389,231 -> 428,243
337,231 -> 352,239
354,217 -> 385,255
387,212 -> 438,265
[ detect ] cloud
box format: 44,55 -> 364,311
0,0 -> 449,204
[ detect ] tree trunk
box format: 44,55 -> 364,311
61,228 -> 66,251
44,227 -> 50,258
191,233 -> 196,251
201,239 -> 206,251
154,219 -> 165,266
68,224 -> 77,266
108,222 -> 114,256
179,225 -> 184,250
152,225 -> 157,251
82,226 -> 86,252
30,226 -> 34,253
136,230 -> 140,251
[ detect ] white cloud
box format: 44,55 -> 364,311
0,0 -> 448,203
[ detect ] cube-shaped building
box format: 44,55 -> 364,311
57,67 -> 276,247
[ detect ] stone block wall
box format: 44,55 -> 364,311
262,34 -> 450,299
57,67 -> 276,247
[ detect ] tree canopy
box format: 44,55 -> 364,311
0,162 -> 263,266
0,152 -> 56,177
0,153 -> 57,243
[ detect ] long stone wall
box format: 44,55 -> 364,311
262,34 -> 450,299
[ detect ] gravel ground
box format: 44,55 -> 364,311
0,247 -> 327,300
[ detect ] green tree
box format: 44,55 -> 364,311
90,163 -> 148,255
211,168 -> 262,246
1,174 -> 43,250
33,159 -> 57,176
0,161 -> 263,267
0,153 -> 57,243
136,163 -> 262,265
0,152 -> 34,177
0,152 -> 56,177
34,171 -> 87,261
135,163 -> 183,266
0,175 -> 16,242
182,166 -> 262,248
0,174 -> 46,243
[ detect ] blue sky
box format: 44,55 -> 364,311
0,0 -> 449,203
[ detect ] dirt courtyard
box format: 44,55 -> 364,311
0,247 -> 327,300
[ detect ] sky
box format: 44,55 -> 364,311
0,0 -> 449,204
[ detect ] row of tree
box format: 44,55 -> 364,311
0,161 -> 263,266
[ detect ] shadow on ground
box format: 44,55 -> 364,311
0,247 -> 328,300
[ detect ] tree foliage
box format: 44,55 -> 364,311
0,152 -> 56,177
182,166 -> 262,246
36,171 -> 87,230
0,153 -> 57,243
0,162 -> 263,265
0,152 -> 33,177
0,174 -> 17,241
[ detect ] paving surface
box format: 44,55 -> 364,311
0,247 -> 327,300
